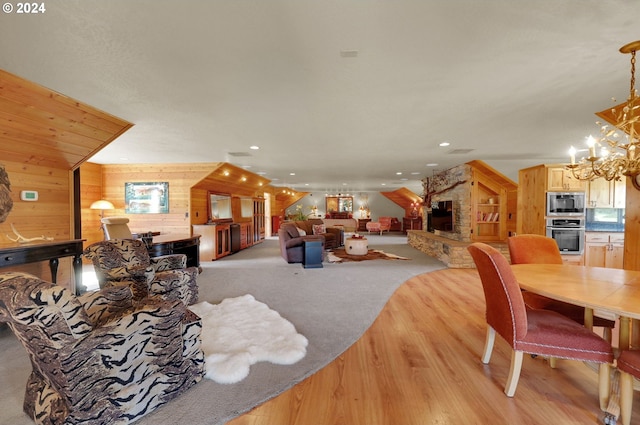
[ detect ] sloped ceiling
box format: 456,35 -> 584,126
0,69 -> 133,170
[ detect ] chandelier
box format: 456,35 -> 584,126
567,40 -> 640,189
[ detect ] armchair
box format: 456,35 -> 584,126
84,238 -> 199,305
278,223 -> 325,263
365,216 -> 392,235
0,271 -> 205,425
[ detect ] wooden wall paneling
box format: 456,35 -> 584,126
624,176 -> 640,271
101,163 -> 218,236
517,165 -> 547,235
79,162 -> 106,249
0,70 -> 134,289
0,160 -> 74,287
190,188 -> 209,225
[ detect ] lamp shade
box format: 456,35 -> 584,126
90,200 -> 114,210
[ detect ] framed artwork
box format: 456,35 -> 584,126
125,182 -> 169,214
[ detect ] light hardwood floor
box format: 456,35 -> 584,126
228,268 -> 640,425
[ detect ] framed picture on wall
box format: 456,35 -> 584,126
125,182 -> 169,214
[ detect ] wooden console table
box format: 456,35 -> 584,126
147,234 -> 200,268
0,239 -> 85,294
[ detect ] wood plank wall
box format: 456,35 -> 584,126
82,162 -> 277,241
98,163 -> 213,236
624,178 -> 640,271
0,160 -> 74,286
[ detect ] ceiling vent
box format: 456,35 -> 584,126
228,152 -> 252,157
447,149 -> 475,155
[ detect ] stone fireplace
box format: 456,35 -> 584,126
408,161 -> 513,268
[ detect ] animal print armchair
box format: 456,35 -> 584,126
0,271 -> 205,425
84,238 -> 199,305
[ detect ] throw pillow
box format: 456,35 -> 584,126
313,224 -> 326,235
296,227 -> 306,236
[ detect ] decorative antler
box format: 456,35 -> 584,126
6,223 -> 54,243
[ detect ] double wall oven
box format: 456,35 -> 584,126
546,192 -> 586,255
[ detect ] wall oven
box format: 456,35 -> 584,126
546,192 -> 586,216
546,218 -> 585,255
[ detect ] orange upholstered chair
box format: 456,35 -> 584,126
366,217 -> 392,235
508,234 -> 615,339
617,350 -> 640,425
467,242 -> 613,406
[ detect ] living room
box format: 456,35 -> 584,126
3,2 -> 640,424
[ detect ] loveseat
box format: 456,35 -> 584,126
279,223 -> 326,263
287,218 -> 344,249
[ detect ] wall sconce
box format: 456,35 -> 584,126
90,199 -> 114,218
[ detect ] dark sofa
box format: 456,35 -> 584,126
288,218 -> 343,249
278,223 -> 326,263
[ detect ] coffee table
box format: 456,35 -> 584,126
346,237 -> 368,255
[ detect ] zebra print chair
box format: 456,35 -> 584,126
0,271 -> 205,425
84,238 -> 199,305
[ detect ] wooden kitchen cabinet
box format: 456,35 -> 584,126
584,232 -> 624,269
547,167 -> 586,191
587,178 -> 613,208
587,177 -> 626,208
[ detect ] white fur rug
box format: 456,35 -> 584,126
188,294 -> 308,384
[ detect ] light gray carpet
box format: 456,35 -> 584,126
0,235 -> 446,425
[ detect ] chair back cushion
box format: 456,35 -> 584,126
379,217 -> 392,230
101,216 -> 133,239
84,239 -> 153,292
508,234 -> 563,265
282,224 -> 300,239
467,243 -> 528,346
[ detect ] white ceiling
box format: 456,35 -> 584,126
1,0 -> 638,194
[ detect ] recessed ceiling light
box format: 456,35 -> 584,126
411,172 -> 420,175
250,145 -> 260,150
396,172 -> 402,175
304,183 -> 309,186
256,171 -> 266,175
439,142 -> 450,147
426,163 -> 438,167
400,178 -> 408,181
381,183 -> 387,186
290,172 -> 296,176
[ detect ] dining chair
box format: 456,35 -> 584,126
467,242 -> 613,408
616,349 -> 640,425
508,234 -> 615,341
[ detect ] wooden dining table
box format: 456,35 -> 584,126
511,263 -> 640,351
